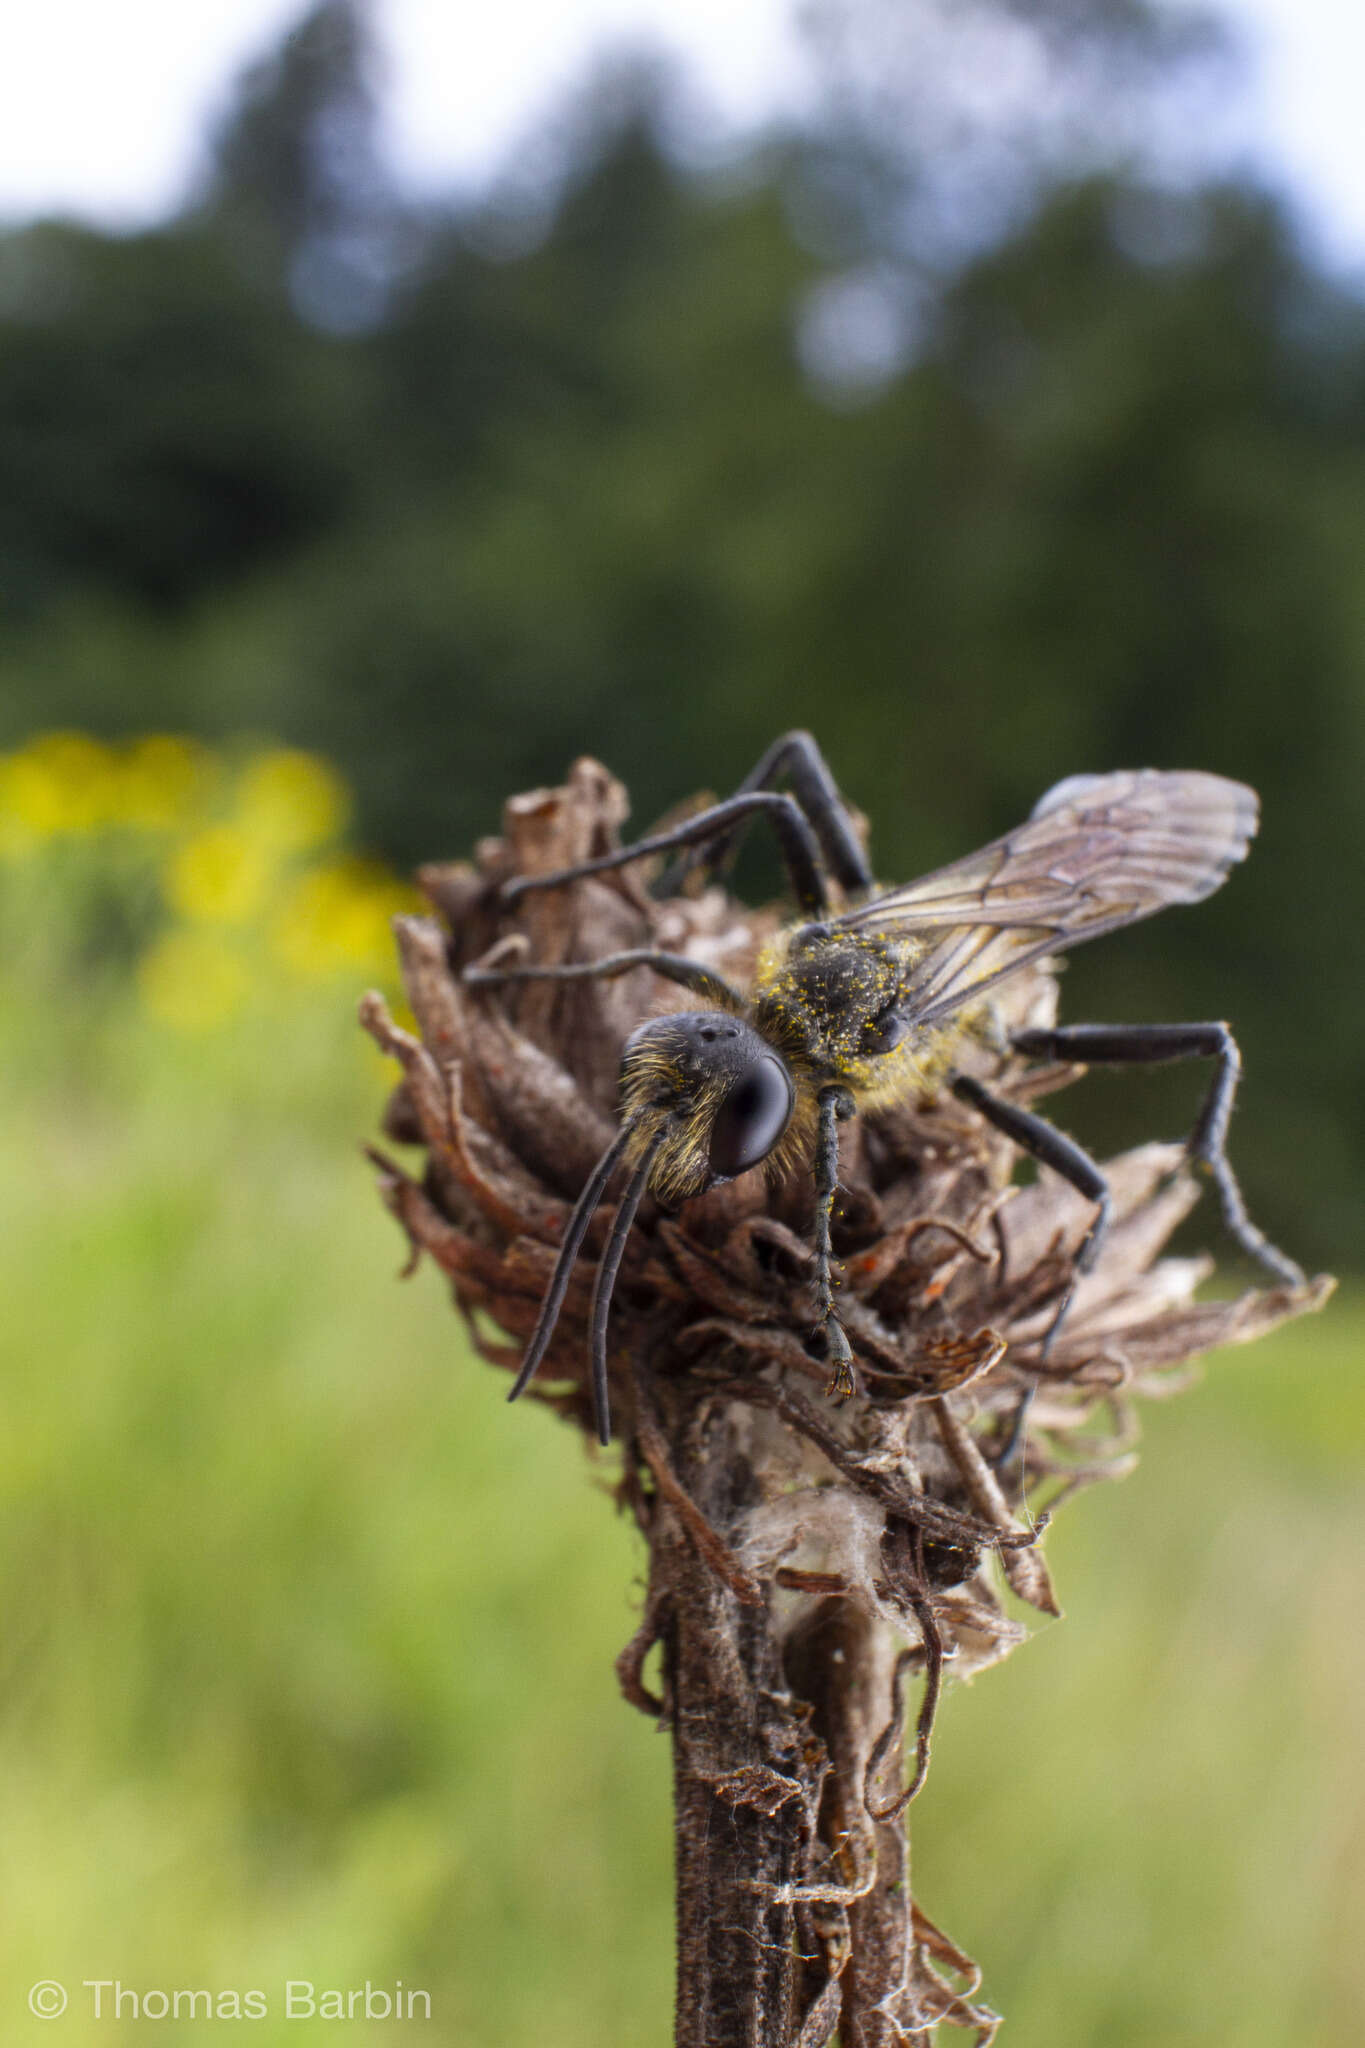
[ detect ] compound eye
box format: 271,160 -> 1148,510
708,1057 -> 794,1180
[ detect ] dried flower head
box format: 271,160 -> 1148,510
363,755 -> 1331,2045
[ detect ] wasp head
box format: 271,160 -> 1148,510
619,1012 -> 795,1208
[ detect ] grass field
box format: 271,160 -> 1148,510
0,741 -> 1360,2044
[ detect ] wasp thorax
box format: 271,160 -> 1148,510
618,1012 -> 795,1206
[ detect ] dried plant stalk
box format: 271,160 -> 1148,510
363,756 -> 1332,2045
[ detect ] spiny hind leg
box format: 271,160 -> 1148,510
657,730 -> 873,898
1011,1022 -> 1305,1289
814,1084 -> 858,1399
951,1074 -> 1113,1474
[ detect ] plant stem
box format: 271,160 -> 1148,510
665,1407 -> 809,2047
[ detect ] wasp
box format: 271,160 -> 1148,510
466,733 -> 1305,1445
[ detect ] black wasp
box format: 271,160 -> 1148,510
466,733 -> 1305,1444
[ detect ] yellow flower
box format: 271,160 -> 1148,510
137,930 -> 251,1033
113,734 -> 211,830
0,731 -> 119,838
270,858 -> 416,979
235,749 -> 350,852
0,762 -> 40,856
165,825 -> 273,924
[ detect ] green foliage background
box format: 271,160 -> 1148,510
1,0 -> 1362,2039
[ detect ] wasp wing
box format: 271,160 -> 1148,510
834,769 -> 1258,1028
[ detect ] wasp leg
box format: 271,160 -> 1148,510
1011,1023 -> 1306,1290
656,730 -> 874,898
465,947 -> 746,1012
952,1073 -> 1113,1473
499,789 -> 828,916
991,1387 -> 1035,1478
814,1084 -> 858,1399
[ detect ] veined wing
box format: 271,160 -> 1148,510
834,770 -> 1258,1028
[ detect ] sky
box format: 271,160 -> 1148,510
1,0 -> 1364,275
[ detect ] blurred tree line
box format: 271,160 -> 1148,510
0,0 -> 1359,1259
